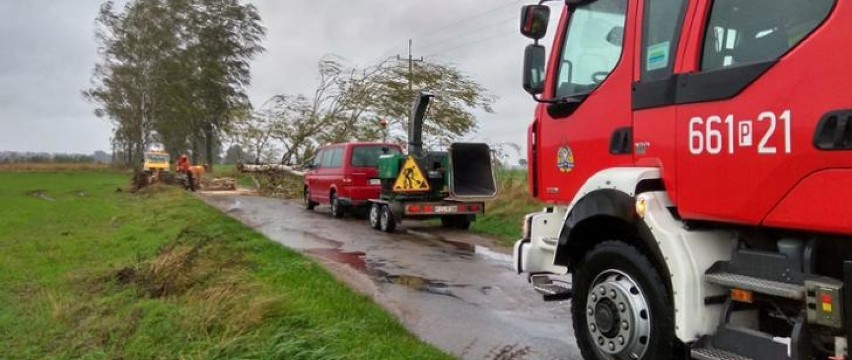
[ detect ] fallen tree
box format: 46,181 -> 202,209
237,163 -> 306,177
236,163 -> 303,198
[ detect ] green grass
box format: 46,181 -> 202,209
471,170 -> 545,247
0,171 -> 450,360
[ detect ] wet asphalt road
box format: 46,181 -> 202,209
201,194 -> 580,360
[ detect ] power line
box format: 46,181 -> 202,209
424,29 -> 517,58
366,0 -> 522,65
410,0 -> 522,40
416,16 -> 516,53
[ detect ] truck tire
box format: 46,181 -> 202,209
304,187 -> 316,210
369,203 -> 382,230
330,193 -> 344,218
572,241 -> 674,360
379,205 -> 396,233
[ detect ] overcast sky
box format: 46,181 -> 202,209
0,0 -> 551,159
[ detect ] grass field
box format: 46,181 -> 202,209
0,171 -> 450,359
470,170 -> 545,247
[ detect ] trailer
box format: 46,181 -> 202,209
366,92 -> 497,233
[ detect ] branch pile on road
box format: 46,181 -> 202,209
202,178 -> 237,191
237,163 -> 304,199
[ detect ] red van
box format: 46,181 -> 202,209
304,142 -> 402,218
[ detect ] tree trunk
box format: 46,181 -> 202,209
204,123 -> 215,168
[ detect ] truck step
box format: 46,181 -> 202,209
530,275 -> 572,302
692,347 -> 754,360
705,271 -> 804,300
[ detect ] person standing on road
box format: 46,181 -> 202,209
177,154 -> 195,192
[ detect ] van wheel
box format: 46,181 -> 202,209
330,193 -> 344,218
572,241 -> 674,360
379,205 -> 396,233
369,203 -> 382,229
304,187 -> 316,210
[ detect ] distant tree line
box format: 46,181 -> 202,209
0,151 -> 111,164
84,0 -> 265,172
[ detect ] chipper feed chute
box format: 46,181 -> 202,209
448,142 -> 497,199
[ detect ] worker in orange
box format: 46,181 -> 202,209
177,154 -> 195,191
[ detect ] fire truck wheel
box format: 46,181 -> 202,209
379,205 -> 396,233
330,193 -> 344,219
369,203 -> 382,229
304,187 -> 316,211
572,241 -> 674,360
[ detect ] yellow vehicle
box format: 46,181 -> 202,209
143,151 -> 170,172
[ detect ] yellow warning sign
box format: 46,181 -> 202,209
393,156 -> 431,193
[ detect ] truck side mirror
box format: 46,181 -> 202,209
523,44 -> 546,95
520,5 -> 550,40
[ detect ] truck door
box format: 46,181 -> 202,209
535,0 -> 636,204
631,0 -> 691,204
673,0 -> 836,224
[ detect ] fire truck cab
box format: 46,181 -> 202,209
515,0 -> 852,359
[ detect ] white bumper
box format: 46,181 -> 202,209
513,208 -> 568,276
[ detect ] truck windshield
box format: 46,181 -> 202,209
554,0 -> 628,98
351,146 -> 400,168
145,154 -> 168,163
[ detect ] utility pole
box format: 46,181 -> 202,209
397,39 -> 424,93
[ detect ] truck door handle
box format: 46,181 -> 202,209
610,127 -> 633,155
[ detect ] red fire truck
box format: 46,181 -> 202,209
513,0 -> 851,359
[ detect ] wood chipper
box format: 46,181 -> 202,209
366,92 -> 498,233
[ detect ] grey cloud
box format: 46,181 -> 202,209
1,0 -> 543,159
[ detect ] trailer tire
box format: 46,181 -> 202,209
440,216 -> 455,228
369,203 -> 382,230
572,241 -> 674,360
453,216 -> 471,230
379,205 -> 396,233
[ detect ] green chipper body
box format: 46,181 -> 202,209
367,92 -> 497,233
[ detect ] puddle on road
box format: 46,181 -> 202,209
304,246 -> 472,300
415,231 -> 513,266
372,268 -> 465,299
306,249 -> 368,273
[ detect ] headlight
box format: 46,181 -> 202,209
522,213 -> 534,240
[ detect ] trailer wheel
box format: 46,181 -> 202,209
379,205 -> 396,233
304,187 -> 316,210
369,203 -> 382,230
440,216 -> 455,228
453,216 -> 471,230
572,241 -> 673,360
330,193 -> 344,218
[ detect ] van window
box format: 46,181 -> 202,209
324,148 -> 343,168
701,0 -> 834,71
351,146 -> 401,168
312,150 -> 325,168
